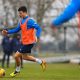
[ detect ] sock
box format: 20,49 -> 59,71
16,66 -> 20,72
35,58 -> 42,64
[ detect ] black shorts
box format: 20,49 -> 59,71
18,44 -> 34,53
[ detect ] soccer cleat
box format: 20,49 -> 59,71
40,60 -> 47,71
10,71 -> 20,77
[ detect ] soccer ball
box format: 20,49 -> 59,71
0,68 -> 5,77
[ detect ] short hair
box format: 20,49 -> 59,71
18,6 -> 27,13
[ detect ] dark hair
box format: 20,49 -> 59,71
18,6 -> 27,13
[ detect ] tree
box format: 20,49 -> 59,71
3,0 -> 55,26
35,0 -> 55,26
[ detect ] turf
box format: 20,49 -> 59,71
1,63 -> 80,80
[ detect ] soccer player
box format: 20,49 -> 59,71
2,6 -> 46,77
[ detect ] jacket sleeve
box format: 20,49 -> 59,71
27,19 -> 42,38
52,1 -> 79,26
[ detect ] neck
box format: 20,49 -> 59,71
23,14 -> 28,18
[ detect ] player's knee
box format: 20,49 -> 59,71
14,54 -> 18,59
14,52 -> 21,59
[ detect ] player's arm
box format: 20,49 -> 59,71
2,23 -> 21,35
27,19 -> 42,41
52,1 -> 79,27
8,23 -> 21,34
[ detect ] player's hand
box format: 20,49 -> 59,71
2,30 -> 8,36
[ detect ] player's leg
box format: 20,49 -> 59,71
22,54 -> 46,71
10,51 -> 22,77
20,44 -> 46,71
14,51 -> 22,66
2,52 -> 6,68
7,53 -> 10,68
14,51 -> 22,72
21,44 -> 46,71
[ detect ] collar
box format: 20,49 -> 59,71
23,16 -> 29,19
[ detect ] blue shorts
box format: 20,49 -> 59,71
18,44 -> 34,53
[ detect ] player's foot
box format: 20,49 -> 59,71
40,60 -> 47,71
10,71 -> 20,77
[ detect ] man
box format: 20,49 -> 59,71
2,35 -> 13,68
2,6 -> 46,77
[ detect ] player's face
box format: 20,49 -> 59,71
18,11 -> 25,18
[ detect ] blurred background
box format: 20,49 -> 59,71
0,0 -> 80,67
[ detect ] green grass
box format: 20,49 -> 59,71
1,63 -> 80,80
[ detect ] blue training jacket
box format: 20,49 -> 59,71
8,16 -> 42,38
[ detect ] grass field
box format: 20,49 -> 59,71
1,63 -> 80,80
